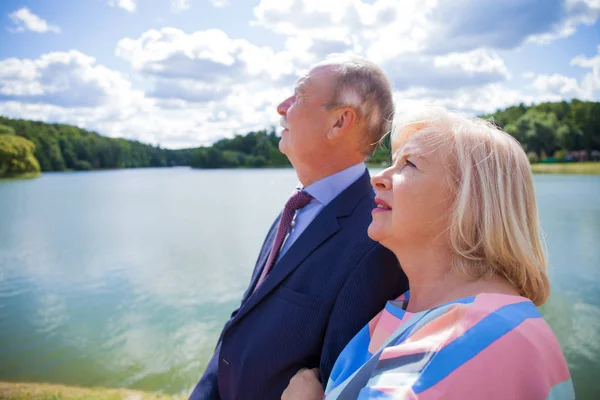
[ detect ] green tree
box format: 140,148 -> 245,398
0,134 -> 41,178
0,124 -> 16,135
484,100 -> 600,160
527,151 -> 539,164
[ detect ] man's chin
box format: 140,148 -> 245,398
278,139 -> 289,155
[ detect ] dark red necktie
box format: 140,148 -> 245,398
253,189 -> 313,291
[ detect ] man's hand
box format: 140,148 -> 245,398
281,368 -> 325,400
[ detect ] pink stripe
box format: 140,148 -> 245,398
369,309 -> 407,353
368,310 -> 384,339
415,318 -> 570,400
403,294 -> 529,348
367,292 -> 406,340
472,293 -> 530,310
374,294 -> 532,362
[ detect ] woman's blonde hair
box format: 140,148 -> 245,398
393,107 -> 550,306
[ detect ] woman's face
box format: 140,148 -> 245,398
368,130 -> 454,251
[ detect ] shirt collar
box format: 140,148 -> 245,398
300,162 -> 366,206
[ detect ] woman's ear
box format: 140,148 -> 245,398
328,108 -> 357,140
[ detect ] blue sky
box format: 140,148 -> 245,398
1,0 -> 599,148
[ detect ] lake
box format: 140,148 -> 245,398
0,168 -> 599,398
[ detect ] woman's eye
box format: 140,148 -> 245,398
404,159 -> 415,168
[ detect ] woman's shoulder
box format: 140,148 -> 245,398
461,292 -> 541,326
401,293 -> 537,338
404,293 -> 570,373
374,294 -> 573,399
442,293 -> 562,355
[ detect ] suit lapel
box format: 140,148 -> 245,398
232,170 -> 373,325
243,215 -> 281,302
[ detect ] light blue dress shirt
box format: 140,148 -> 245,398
277,162 -> 367,261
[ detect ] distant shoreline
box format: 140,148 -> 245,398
2,162 -> 600,181
529,162 -> 600,175
0,381 -> 186,400
0,172 -> 41,181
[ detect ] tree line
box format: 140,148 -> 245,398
189,129 -> 290,168
0,117 -> 195,173
481,99 -> 600,162
1,99 -> 599,178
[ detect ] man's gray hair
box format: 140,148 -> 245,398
317,54 -> 394,155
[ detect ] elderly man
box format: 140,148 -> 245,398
189,55 -> 408,400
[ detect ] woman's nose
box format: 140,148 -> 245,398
371,169 -> 392,191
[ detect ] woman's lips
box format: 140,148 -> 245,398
373,197 -> 391,213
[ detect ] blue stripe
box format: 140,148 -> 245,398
545,379 -> 575,400
384,300 -> 408,320
328,304 -> 445,398
412,300 -> 540,393
328,325 -> 373,384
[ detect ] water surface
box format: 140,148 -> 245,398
0,169 -> 598,398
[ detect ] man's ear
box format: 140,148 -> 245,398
328,108 -> 357,140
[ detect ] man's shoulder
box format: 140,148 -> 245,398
336,188 -> 377,231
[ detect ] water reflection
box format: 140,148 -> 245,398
0,170 -> 599,398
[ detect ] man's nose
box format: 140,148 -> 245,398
277,96 -> 292,116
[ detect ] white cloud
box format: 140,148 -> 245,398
434,50 -> 510,77
528,0 -> 600,43
254,0 -> 407,41
115,28 -> 299,91
524,46 -> 600,101
172,0 -> 191,12
376,49 -> 511,92
2,1 -> 598,150
0,51 -> 156,142
572,45 -> 600,91
210,0 -> 229,7
116,26 -> 510,100
7,8 -> 61,34
393,82 -> 558,118
0,51 -> 144,108
108,0 -> 137,13
530,74 -> 586,99
254,0 -> 600,55
112,28 -> 298,145
0,46 -> 287,149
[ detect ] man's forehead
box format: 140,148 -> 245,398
294,76 -> 308,89
295,65 -> 335,88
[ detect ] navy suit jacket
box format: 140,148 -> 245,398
189,171 -> 408,400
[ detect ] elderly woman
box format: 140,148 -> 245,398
282,107 -> 574,400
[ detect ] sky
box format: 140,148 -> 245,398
0,0 -> 599,149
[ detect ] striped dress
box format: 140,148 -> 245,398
325,291 -> 574,399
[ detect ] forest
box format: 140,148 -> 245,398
1,100 -> 599,177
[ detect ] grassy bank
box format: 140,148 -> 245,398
531,162 -> 600,175
0,172 -> 41,181
0,382 -> 186,400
